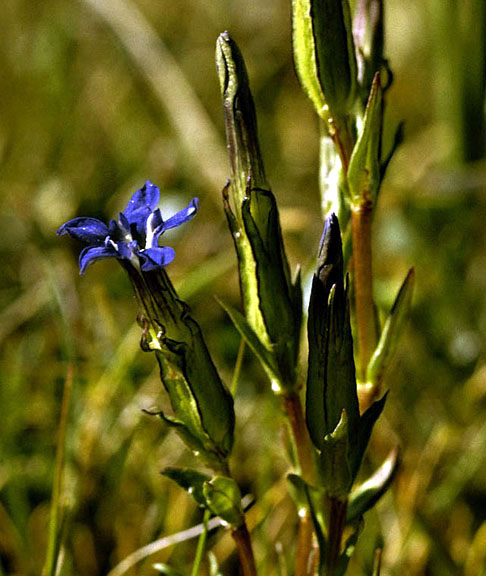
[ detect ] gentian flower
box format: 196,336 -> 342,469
57,181 -> 199,274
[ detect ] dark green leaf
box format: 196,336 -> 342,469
217,297 -> 283,392
162,467 -> 211,508
350,391 -> 388,480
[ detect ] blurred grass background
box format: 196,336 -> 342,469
0,0 -> 485,574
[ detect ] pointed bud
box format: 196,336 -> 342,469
217,32 -> 302,392
306,214 -> 360,454
292,0 -> 358,120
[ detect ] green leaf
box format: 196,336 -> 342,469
203,476 -> 244,528
350,391 -> 388,480
217,297 -> 283,392
145,408 -> 218,466
318,410 -> 353,499
152,564 -> 185,576
347,447 -> 400,522
380,121 -> 404,180
162,467 -> 212,508
366,268 -> 415,388
347,73 -> 383,206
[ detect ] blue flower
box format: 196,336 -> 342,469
57,181 -> 199,274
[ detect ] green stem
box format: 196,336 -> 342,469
324,497 -> 347,576
231,522 -> 258,576
284,392 -> 317,576
223,462 -> 258,576
351,201 -> 377,383
43,364 -> 73,576
190,508 -> 211,576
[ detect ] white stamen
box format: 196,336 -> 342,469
145,212 -> 157,248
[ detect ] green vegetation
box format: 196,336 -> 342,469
0,0 -> 485,574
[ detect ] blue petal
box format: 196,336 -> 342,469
79,245 -> 117,274
123,181 -> 160,236
118,212 -> 130,232
140,247 -> 176,271
160,198 -> 199,231
57,217 -> 109,244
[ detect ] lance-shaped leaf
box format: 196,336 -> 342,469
347,73 -> 383,207
203,476 -> 244,528
217,32 -> 302,392
306,214 -> 360,453
163,469 -> 244,529
350,391 -> 388,480
292,0 -> 358,120
162,467 -> 212,508
217,298 -> 283,392
347,447 -> 400,522
366,268 -> 415,389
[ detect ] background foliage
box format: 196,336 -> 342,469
0,0 -> 485,574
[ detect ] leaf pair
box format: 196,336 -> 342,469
163,467 -> 244,529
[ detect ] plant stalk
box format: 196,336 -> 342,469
232,522 -> 258,576
190,508 -> 211,576
324,497 -> 348,576
351,201 -> 377,383
284,392 -> 317,576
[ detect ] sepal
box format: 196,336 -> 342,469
127,267 -> 236,464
